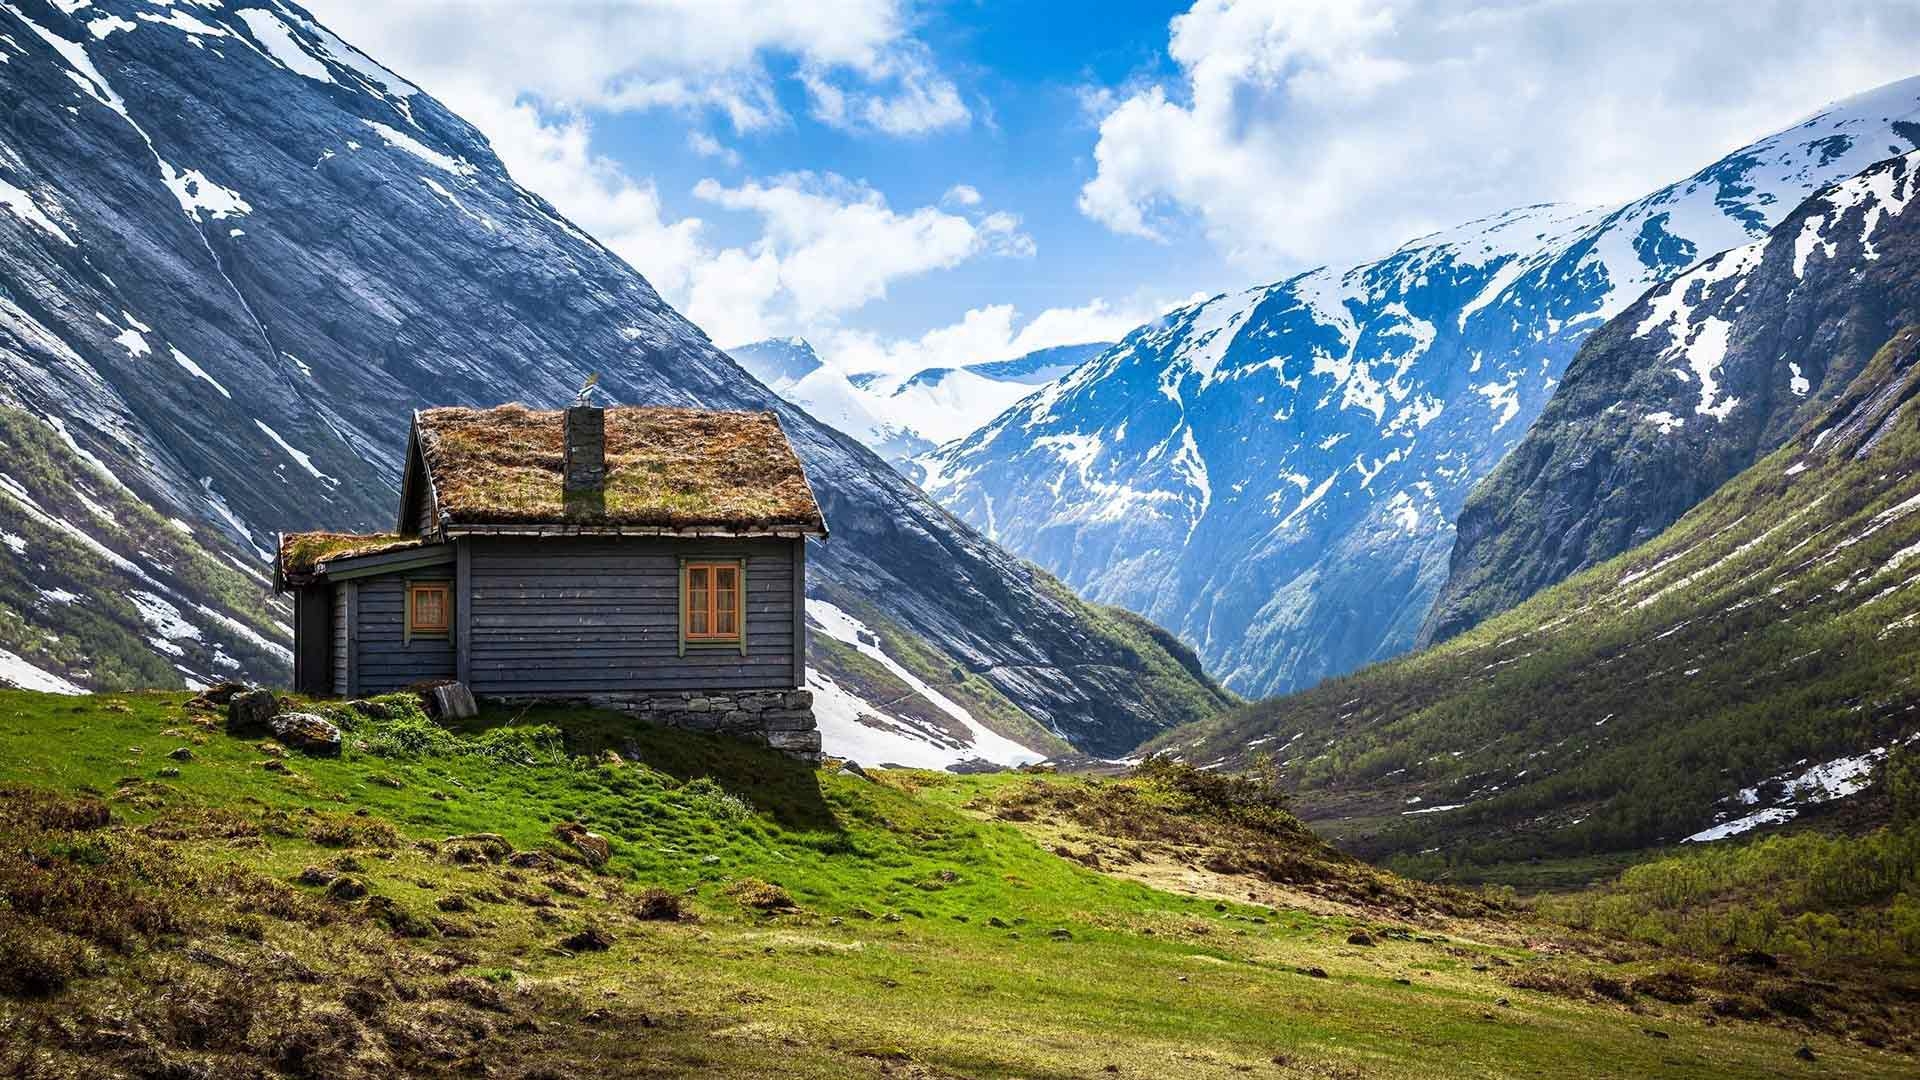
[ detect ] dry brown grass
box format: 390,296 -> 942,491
721,877 -> 797,912
415,404 -> 825,531
279,531 -> 422,583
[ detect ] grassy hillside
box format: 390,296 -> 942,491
1142,328 -> 1920,875
3,690 -> 1908,1076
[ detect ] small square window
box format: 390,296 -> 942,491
684,561 -> 742,644
408,582 -> 450,638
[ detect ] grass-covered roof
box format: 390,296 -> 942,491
278,532 -> 424,586
413,405 -> 825,534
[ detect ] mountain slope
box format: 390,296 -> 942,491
727,337 -> 933,465
728,335 -> 825,390
0,0 -> 1222,756
1145,324 -> 1920,872
0,405 -> 289,691
920,78 -> 1920,697
1424,148 -> 1920,643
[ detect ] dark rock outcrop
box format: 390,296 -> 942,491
226,688 -> 277,734
267,710 -> 341,756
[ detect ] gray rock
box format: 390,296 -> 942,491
421,682 -> 478,721
268,712 -> 342,756
226,689 -> 277,734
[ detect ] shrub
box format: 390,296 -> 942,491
1131,753 -> 1302,834
680,777 -> 754,822
723,878 -> 795,911
631,887 -> 687,922
308,813 -> 401,849
0,920 -> 88,997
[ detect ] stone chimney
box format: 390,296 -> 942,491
563,405 -> 606,494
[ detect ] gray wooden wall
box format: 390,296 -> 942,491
464,536 -> 801,696
329,574 -> 457,696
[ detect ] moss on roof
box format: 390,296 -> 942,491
278,532 -> 422,585
413,404 -> 825,533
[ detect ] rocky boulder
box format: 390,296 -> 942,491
553,822 -> 611,869
268,712 -> 342,757
420,682 -> 478,722
226,688 -> 277,735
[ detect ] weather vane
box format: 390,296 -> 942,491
574,371 -> 600,407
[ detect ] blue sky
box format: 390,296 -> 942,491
581,0 -> 1221,337
308,0 -> 1920,376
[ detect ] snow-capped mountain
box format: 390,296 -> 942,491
0,0 -> 1226,758
1424,146 -> 1920,642
920,76 -> 1920,698
730,337 -> 1109,469
729,337 -> 933,465
868,341 -> 1108,446
730,336 -> 826,390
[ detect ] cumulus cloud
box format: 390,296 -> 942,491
818,297 -> 1166,377
304,1 -> 996,348
686,130 -> 743,168
306,0 -> 965,137
688,173 -> 1034,342
1081,0 -> 1920,269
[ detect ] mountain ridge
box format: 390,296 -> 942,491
919,76 -> 1920,697
1144,319 -> 1920,870
1423,145 -> 1920,643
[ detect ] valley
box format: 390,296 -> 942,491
2,2 -> 1918,1074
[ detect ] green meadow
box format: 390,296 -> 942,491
0,690 -> 1907,1078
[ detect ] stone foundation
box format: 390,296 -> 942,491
495,688 -> 820,761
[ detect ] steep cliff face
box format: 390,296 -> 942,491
1423,149 -> 1920,644
919,78 -> 1920,697
0,0 -> 1222,755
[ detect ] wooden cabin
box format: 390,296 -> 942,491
275,402 -> 827,757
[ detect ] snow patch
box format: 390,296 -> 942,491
235,8 -> 334,83
254,420 -> 330,481
0,178 -> 76,245
0,647 -> 84,694
362,120 -> 474,177
807,599 -> 1043,768
169,347 -> 231,398
162,167 -> 252,222
1683,807 -> 1796,844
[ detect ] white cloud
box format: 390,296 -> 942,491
303,1 -> 994,347
462,99 -> 711,299
306,0 -> 963,137
686,130 -> 742,168
689,172 -> 1033,340
818,297 -> 1160,377
801,42 -> 971,136
1081,0 -> 1920,269
942,183 -> 983,207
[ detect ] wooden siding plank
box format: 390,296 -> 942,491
344,581 -> 359,697
465,535 -> 798,696
792,539 -> 806,688
456,540 -> 472,684
349,573 -> 456,694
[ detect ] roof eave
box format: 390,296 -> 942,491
441,522 -> 826,539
